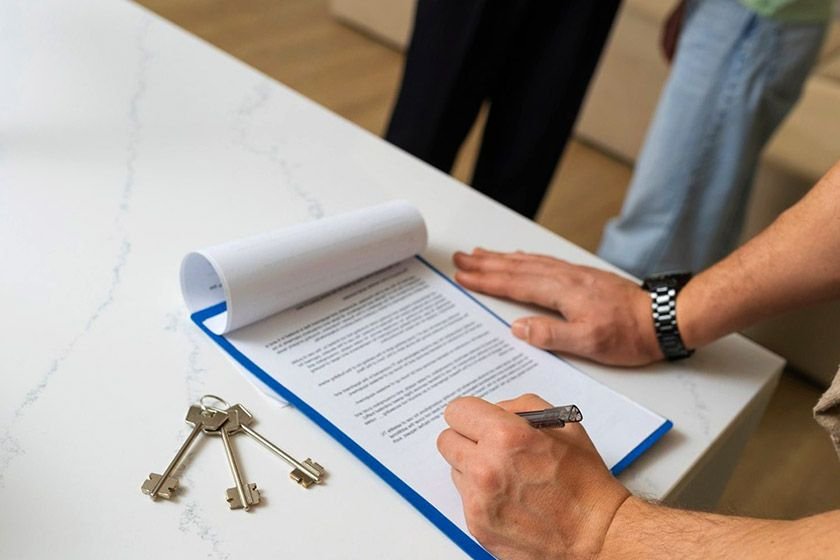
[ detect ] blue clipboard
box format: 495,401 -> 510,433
190,256 -> 672,560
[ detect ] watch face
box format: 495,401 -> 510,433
644,272 -> 692,290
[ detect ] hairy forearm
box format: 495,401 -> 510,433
678,162 -> 840,348
600,497 -> 840,560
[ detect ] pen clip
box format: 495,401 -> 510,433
516,405 -> 583,429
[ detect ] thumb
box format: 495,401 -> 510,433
511,316 -> 588,355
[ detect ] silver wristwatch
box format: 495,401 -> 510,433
641,273 -> 694,361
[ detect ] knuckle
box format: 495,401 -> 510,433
584,323 -> 613,355
507,283 -> 528,301
518,392 -> 552,411
520,392 -> 541,403
528,321 -> 554,347
495,431 -> 517,450
580,269 -> 599,288
465,517 -> 490,543
471,256 -> 491,271
471,463 -> 499,490
463,496 -> 486,522
496,424 -> 530,448
570,269 -> 596,290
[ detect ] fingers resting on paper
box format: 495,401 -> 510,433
452,248 -> 664,366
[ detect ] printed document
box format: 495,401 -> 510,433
181,201 -> 671,555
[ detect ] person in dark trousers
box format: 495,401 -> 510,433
385,0 -> 621,218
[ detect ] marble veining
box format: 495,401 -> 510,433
161,310 -> 232,556
678,372 -> 712,438
122,17 -> 152,213
164,310 -> 212,406
0,433 -> 23,490
179,500 -> 231,560
232,82 -> 325,221
0,19 -> 151,487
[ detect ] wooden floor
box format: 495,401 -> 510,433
136,0 -> 840,520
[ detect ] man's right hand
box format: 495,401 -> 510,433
453,249 -> 664,367
438,393 -> 631,560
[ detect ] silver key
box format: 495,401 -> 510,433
204,405 -> 261,510
141,405 -> 227,500
228,404 -> 326,488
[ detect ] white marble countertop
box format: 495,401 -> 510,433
0,1 -> 784,558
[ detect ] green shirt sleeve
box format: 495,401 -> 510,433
739,0 -> 835,22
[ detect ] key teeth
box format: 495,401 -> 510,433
304,459 -> 326,476
289,468 -> 316,488
290,459 -> 326,488
225,483 -> 261,510
141,473 -> 178,500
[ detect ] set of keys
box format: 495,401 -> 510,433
141,395 -> 326,510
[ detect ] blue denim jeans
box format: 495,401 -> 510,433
597,0 -> 827,278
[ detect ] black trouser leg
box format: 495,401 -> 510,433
385,0 -> 492,172
386,0 -> 620,218
472,1 -> 621,217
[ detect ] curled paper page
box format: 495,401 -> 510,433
181,200 -> 428,335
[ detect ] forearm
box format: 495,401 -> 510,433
600,497 -> 840,560
678,162 -> 840,348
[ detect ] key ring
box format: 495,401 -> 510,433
199,394 -> 230,413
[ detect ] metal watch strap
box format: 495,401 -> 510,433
643,274 -> 694,361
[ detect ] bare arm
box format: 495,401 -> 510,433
602,497 -> 840,560
679,163 -> 840,348
453,161 -> 840,365
439,394 -> 840,560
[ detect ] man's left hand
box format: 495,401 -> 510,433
453,248 -> 662,366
